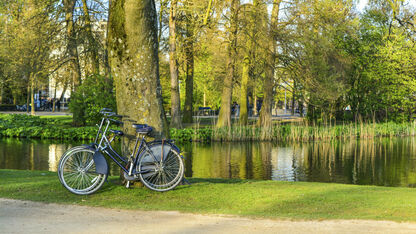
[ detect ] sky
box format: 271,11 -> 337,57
358,0 -> 416,12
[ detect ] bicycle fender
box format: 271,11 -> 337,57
93,151 -> 108,175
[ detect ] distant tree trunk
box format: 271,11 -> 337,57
0,81 -> 3,104
108,0 -> 168,155
169,0 -> 182,128
55,81 -> 68,112
26,81 -> 30,114
291,81 -> 296,115
182,14 -> 194,124
239,0 -> 257,125
64,0 -> 83,125
30,74 -> 35,116
81,0 -> 100,74
217,0 -> 239,128
103,0 -> 112,77
240,52 -> 250,125
52,85 -> 57,112
259,0 -> 281,139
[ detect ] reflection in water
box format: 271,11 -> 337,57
2,137 -> 416,187
0,138 -> 72,172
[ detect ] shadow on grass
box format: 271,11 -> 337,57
187,177 -> 246,184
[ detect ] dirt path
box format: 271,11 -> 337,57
1,198 -> 416,234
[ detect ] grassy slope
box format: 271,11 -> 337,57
1,169 -> 416,221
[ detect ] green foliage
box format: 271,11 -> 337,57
69,75 -> 116,126
342,4 -> 416,122
170,127 -> 212,142
0,114 -> 97,140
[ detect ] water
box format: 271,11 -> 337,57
1,137 -> 416,187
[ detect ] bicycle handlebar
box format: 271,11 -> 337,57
100,111 -> 122,118
109,118 -> 123,125
100,108 -> 112,112
99,108 -> 123,125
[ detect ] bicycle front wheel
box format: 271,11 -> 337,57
137,143 -> 184,192
58,148 -> 107,195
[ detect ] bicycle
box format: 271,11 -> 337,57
57,108 -> 184,195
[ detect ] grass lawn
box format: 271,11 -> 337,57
1,169 -> 416,222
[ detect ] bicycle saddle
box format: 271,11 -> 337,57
132,124 -> 153,134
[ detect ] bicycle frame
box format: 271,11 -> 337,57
93,117 -> 154,175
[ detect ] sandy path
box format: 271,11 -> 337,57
1,198 -> 416,234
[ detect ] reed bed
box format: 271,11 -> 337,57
171,121 -> 416,142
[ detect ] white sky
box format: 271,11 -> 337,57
358,0 -> 416,12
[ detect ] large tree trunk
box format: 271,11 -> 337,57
258,0 -> 281,139
169,0 -> 182,128
182,13 -> 194,124
216,0 -> 239,128
64,0 -> 83,125
81,0 -> 100,75
108,0 -> 168,155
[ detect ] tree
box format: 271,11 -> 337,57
216,0 -> 239,128
239,1 -> 258,125
1,0 -> 60,115
63,0 -> 83,124
182,0 -> 196,124
81,0 -> 100,75
169,0 -> 182,128
108,0 -> 168,154
258,0 -> 281,138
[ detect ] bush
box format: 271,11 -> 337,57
69,75 -> 116,126
0,114 -> 98,140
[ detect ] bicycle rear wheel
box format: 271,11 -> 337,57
58,147 -> 107,195
137,143 -> 184,192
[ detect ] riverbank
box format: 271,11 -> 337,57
2,169 -> 416,222
1,113 -> 415,142
3,198 -> 416,234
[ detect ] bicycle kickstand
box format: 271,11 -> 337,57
126,161 -> 134,189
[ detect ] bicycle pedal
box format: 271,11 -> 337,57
126,181 -> 130,188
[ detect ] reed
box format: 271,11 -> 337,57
171,120 -> 416,142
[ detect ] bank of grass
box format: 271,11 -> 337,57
1,169 -> 416,221
1,113 -> 416,142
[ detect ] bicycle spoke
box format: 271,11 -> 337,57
59,148 -> 106,195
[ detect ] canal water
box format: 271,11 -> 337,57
1,137 -> 416,187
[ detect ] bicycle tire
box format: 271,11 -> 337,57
137,143 -> 184,192
58,147 -> 107,195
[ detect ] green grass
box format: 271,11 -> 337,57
2,169 -> 416,221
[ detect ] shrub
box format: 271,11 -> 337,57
69,75 -> 116,126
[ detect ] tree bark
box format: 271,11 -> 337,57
182,10 -> 194,124
258,0 -> 281,139
81,0 -> 100,75
26,80 -> 30,114
64,0 -> 83,125
291,80 -> 296,115
240,53 -> 249,125
169,0 -> 182,128
30,73 -> 35,116
108,0 -> 168,155
216,0 -> 239,128
239,1 -> 257,125
0,80 -> 3,104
